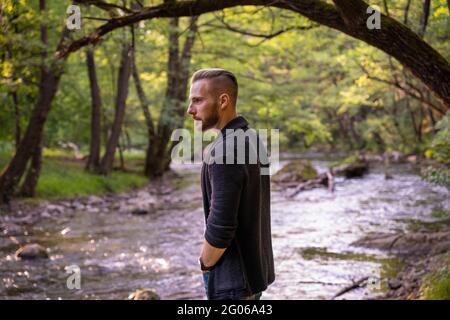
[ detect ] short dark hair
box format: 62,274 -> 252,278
191,68 -> 238,106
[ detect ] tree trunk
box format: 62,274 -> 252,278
418,0 -> 431,38
382,0 -> 389,16
12,92 -> 21,150
131,47 -> 156,176
405,98 -> 418,143
98,43 -> 133,175
390,97 -> 408,146
418,105 -> 425,143
144,16 -> 197,177
145,17 -> 180,177
132,56 -> 154,137
85,46 -> 102,172
117,139 -> 125,171
403,0 -> 412,25
19,143 -> 42,197
348,116 -> 365,150
6,43 -> 21,149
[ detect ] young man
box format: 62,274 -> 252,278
187,68 -> 275,300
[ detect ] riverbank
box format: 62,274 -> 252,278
0,149 -> 148,203
353,210 -> 450,299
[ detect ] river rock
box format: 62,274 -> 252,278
352,231 -> 450,256
0,223 -> 23,236
15,243 -> 49,260
46,204 -> 65,214
85,206 -> 100,213
272,160 -> 318,183
128,288 -> 160,300
361,153 -> 383,162
130,208 -> 149,215
406,155 -> 418,164
71,201 -> 86,211
86,195 -> 104,205
40,211 -> 52,218
388,279 -> 402,290
331,156 -> 369,178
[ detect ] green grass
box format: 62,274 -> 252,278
424,265 -> 450,300
0,149 -> 149,201
431,206 -> 450,219
299,247 -> 382,262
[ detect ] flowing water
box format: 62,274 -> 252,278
0,159 -> 449,300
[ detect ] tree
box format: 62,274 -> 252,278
85,46 -> 103,172
98,41 -> 134,175
0,1 -> 70,201
143,16 -> 198,177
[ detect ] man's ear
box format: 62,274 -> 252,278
219,93 -> 230,110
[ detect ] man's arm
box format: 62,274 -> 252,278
200,161 -> 246,269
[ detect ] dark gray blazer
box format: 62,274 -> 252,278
201,116 -> 275,300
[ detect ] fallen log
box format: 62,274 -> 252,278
288,173 -> 329,198
331,276 -> 369,299
273,160 -> 335,197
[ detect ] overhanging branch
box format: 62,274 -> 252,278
56,0 -> 344,59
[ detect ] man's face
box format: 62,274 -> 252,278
187,79 -> 220,131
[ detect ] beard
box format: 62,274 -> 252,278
199,103 -> 220,131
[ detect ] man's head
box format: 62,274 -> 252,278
187,68 -> 238,131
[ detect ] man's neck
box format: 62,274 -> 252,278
216,113 -> 237,131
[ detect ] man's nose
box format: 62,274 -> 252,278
187,104 -> 195,115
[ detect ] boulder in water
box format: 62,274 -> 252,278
331,155 -> 369,178
273,160 -> 318,183
15,243 -> 49,260
128,288 -> 160,300
130,208 -> 149,215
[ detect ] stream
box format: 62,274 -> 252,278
0,158 -> 449,300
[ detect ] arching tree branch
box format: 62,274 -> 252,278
55,0 -> 450,108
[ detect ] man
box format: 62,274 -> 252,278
187,68 -> 275,300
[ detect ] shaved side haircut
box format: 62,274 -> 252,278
191,68 -> 238,106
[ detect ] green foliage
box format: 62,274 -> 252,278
330,153 -> 362,168
426,114 -> 450,164
422,166 -> 450,189
423,115 -> 450,189
423,261 -> 450,300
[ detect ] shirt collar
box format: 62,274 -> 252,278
220,116 -> 249,135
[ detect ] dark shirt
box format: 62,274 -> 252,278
201,116 -> 275,300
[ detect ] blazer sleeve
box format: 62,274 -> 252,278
204,162 -> 245,248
